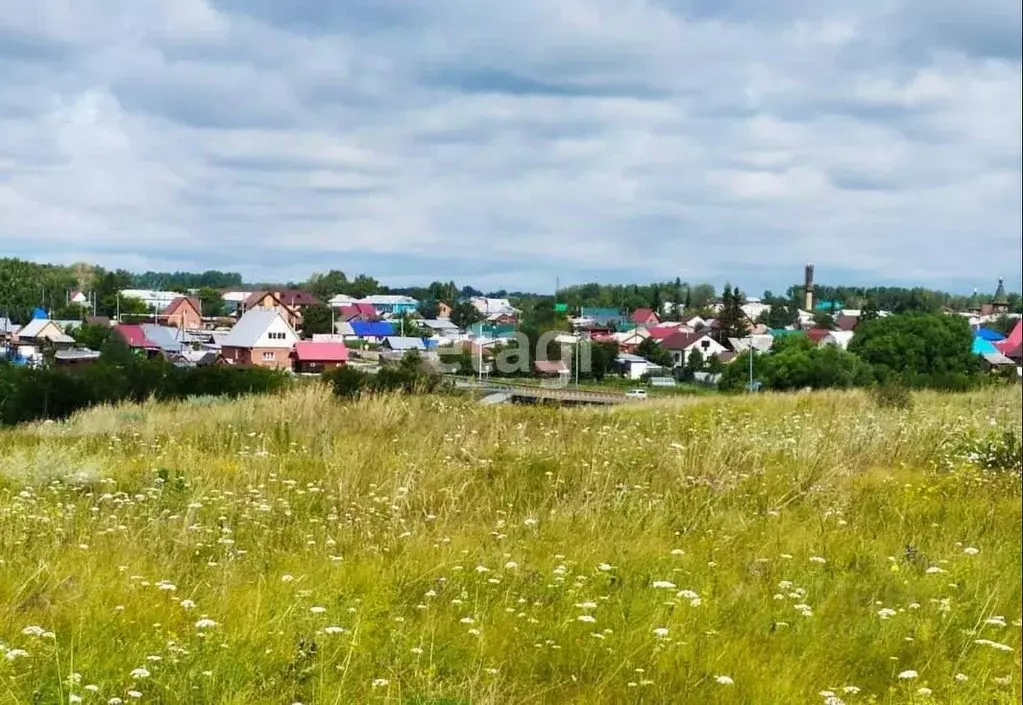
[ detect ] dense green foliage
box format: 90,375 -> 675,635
130,270 -> 242,291
0,341 -> 287,425
848,313 -> 983,389
719,336 -> 874,392
324,352 -> 442,398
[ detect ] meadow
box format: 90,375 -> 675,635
0,385 -> 1020,704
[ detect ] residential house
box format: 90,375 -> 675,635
357,295 -> 419,316
577,307 -> 625,328
630,308 -> 660,327
660,331 -> 727,367
119,289 -> 183,312
645,324 -> 686,342
220,308 -> 300,369
350,321 -> 395,341
728,335 -> 774,354
53,348 -> 101,371
437,302 -> 453,319
382,337 -> 427,354
835,314 -> 860,332
161,296 -> 203,330
15,318 -> 76,346
995,320 -> 1022,355
741,301 -> 771,322
0,317 -> 19,341
614,328 -> 650,354
820,330 -> 855,349
470,297 -> 517,318
69,291 -> 89,305
220,291 -> 251,315
328,293 -> 357,308
534,359 -> 570,379
616,353 -> 660,380
140,324 -> 186,355
114,324 -> 162,356
241,291 -> 302,329
679,315 -> 707,331
421,318 -> 461,341
806,328 -> 832,346
292,341 -> 349,374
338,303 -> 378,321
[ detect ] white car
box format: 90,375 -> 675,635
625,389 -> 647,400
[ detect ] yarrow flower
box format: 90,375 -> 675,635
715,675 -> 734,685
898,670 -> 919,679
651,580 -> 676,590
129,667 -> 150,679
195,618 -> 218,629
653,627 -> 669,638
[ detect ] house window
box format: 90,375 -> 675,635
262,351 -> 275,362
701,340 -> 710,349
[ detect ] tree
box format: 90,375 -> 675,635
813,310 -> 836,330
300,304 -> 334,337
73,323 -> 115,351
636,337 -> 673,369
450,301 -> 484,330
418,300 -> 441,320
717,284 -> 747,340
847,313 -> 982,389
719,336 -> 872,392
197,287 -> 225,317
689,283 -> 715,309
679,347 -> 705,381
306,270 -> 349,301
761,304 -> 795,330
395,313 -> 424,338
860,297 -> 880,323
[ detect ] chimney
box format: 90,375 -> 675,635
804,262 -> 815,312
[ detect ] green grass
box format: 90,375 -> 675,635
0,386 -> 1020,704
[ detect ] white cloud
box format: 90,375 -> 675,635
0,0 -> 1019,292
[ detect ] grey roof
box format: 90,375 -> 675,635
616,353 -> 649,364
141,324 -> 184,352
0,318 -> 19,335
17,318 -> 53,339
334,321 -> 355,336
384,336 -> 427,351
421,318 -> 459,331
983,352 -> 1015,366
54,348 -> 101,361
222,308 -> 289,348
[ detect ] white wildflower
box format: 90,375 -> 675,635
715,675 -> 734,685
653,627 -> 669,638
309,606 -> 326,614
963,547 -> 979,555
130,667 -> 150,679
898,670 -> 918,679
577,615 -> 597,623
652,580 -> 676,589
195,618 -> 218,629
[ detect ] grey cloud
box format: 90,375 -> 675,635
0,0 -> 1019,291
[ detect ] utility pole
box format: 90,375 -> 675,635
748,342 -> 754,392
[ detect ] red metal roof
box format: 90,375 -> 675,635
646,325 -> 682,340
807,328 -> 831,344
115,324 -> 159,348
631,308 -> 658,324
660,331 -> 705,350
339,303 -> 377,320
293,341 -> 349,362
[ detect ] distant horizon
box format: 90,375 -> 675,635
7,254 -> 1020,301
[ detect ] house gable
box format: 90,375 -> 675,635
253,314 -> 301,348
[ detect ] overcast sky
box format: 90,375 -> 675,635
1,0 -> 1020,294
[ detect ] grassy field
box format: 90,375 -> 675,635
0,386 -> 1020,704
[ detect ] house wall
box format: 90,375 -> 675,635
166,303 -> 202,330
253,316 -> 301,348
294,359 -> 345,374
672,337 -> 727,366
221,345 -> 293,369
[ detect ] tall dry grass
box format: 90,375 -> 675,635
0,385 -> 1020,704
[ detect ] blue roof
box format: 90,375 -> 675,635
769,328 -> 804,337
351,321 -> 394,337
972,337 -> 999,355
974,328 -> 1005,342
32,307 -> 48,319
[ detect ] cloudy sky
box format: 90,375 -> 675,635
1,0 -> 1020,294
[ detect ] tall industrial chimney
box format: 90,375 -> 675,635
804,262 -> 815,311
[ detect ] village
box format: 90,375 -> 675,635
2,269 -> 1020,388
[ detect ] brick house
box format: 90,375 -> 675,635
220,308 -> 300,370
630,308 -> 660,327
161,296 -> 203,330
241,291 -> 303,329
